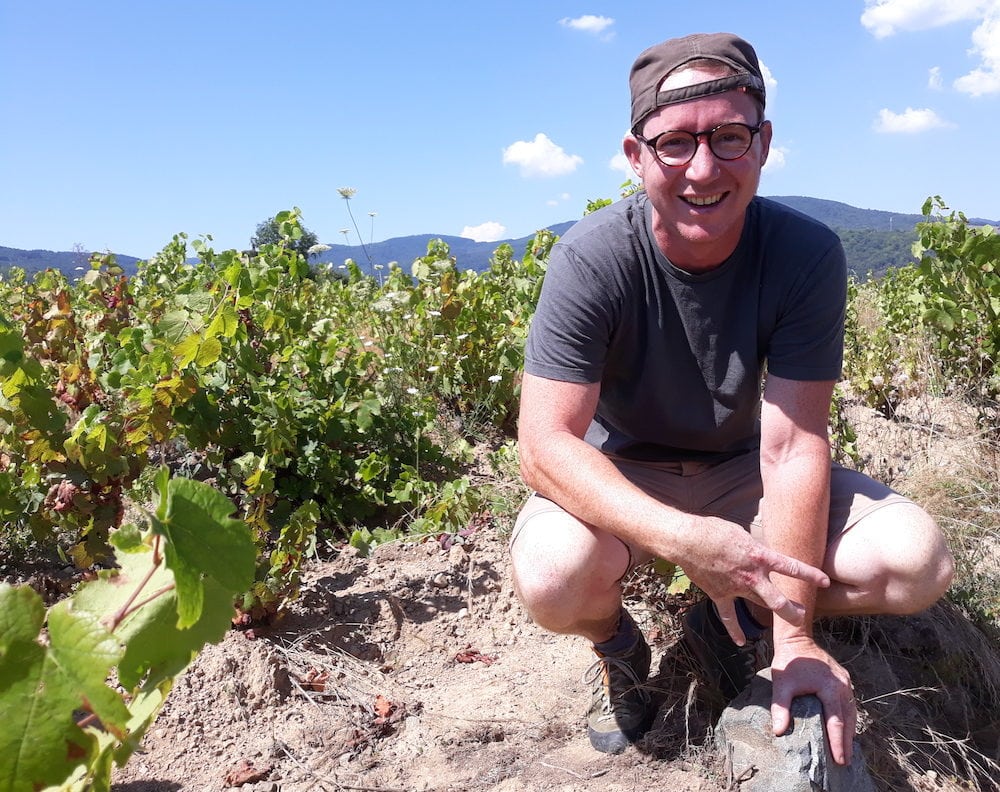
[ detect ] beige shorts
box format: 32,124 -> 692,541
511,452 -> 912,572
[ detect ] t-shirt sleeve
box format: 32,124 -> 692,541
524,242 -> 616,384
765,237 -> 847,381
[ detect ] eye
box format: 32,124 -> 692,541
656,132 -> 694,155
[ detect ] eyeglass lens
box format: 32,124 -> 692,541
654,124 -> 755,165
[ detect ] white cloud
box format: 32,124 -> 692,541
546,192 -> 572,207
502,133 -> 583,177
759,60 -> 778,100
762,146 -> 787,173
609,152 -> 636,179
460,221 -> 507,242
928,65 -> 944,89
559,15 -> 615,36
954,8 -> 1000,95
861,1 -> 1000,96
860,0 -> 988,38
874,106 -> 955,132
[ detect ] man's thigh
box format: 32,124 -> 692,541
512,453 -> 916,565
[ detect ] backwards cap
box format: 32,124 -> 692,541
629,32 -> 766,132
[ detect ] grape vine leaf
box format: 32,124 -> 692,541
71,545 -> 240,691
150,471 -> 256,629
0,583 -> 127,792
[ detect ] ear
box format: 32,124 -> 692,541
623,133 -> 644,179
758,119 -> 773,166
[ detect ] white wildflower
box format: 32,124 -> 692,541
488,374 -> 502,383
427,365 -> 439,373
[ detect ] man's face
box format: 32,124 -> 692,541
624,72 -> 771,272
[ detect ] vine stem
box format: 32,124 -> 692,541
104,534 -> 169,632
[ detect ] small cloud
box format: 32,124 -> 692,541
762,145 -> 788,173
874,107 -> 955,133
759,60 -> 778,99
954,9 -> 1000,95
461,221 -> 507,242
502,133 -> 583,177
861,1 -> 1000,96
559,15 -> 615,36
609,152 -> 636,178
546,192 -> 572,207
954,65 -> 1000,95
928,66 -> 944,89
860,0 -> 984,38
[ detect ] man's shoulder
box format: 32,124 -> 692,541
749,196 -> 841,245
559,192 -> 648,247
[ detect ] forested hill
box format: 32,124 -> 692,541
2,197 -> 996,282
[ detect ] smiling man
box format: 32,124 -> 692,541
510,32 -> 953,763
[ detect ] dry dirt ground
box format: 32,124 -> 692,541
101,395 -> 998,791
109,532 -> 1000,792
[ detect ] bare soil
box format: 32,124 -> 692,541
98,395 -> 999,791
108,534 -> 999,792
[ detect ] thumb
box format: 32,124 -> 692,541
771,698 -> 792,736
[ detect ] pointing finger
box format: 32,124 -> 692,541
753,580 -> 806,626
766,551 -> 830,589
714,598 -> 747,646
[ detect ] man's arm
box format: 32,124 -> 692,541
518,372 -> 830,628
759,374 -> 856,766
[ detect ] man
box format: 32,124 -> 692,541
510,32 -> 954,765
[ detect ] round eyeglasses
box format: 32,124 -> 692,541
635,122 -> 763,167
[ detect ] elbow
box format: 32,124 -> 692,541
518,440 -> 544,492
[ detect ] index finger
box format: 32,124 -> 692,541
765,549 -> 830,589
752,578 -> 806,626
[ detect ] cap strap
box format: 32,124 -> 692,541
653,74 -> 764,111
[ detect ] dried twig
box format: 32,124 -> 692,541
538,760 -> 610,780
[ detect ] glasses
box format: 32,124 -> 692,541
635,122 -> 763,167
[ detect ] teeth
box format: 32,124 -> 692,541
685,194 -> 723,206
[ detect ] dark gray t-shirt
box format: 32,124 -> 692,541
524,192 -> 847,462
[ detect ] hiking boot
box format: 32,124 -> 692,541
682,598 -> 769,701
583,612 -> 652,754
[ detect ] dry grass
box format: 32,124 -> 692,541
834,387 -> 1000,790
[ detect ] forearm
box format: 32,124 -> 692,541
760,442 -> 830,640
520,427 -> 689,557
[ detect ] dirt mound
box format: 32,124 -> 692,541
110,523 -> 999,792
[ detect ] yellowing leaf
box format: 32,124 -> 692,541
173,333 -> 201,368
195,337 -> 222,367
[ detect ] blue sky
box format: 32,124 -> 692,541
2,1 -> 999,258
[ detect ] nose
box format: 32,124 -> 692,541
684,133 -> 720,180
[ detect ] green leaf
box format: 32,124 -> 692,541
150,477 -> 255,629
156,310 -> 192,344
71,543 -> 237,691
206,303 -> 238,339
0,584 -> 126,792
0,323 -> 24,369
173,333 -> 201,368
195,336 -> 222,367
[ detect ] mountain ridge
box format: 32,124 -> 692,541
2,196 -> 995,280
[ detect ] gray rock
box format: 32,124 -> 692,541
716,669 -> 875,792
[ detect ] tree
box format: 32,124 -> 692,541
250,214 -> 319,260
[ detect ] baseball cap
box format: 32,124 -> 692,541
629,32 -> 766,132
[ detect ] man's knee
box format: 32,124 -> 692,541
510,510 -> 630,629
864,504 -> 954,614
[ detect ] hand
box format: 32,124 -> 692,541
770,637 -> 856,766
674,516 -> 829,644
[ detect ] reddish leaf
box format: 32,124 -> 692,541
454,645 -> 498,665
223,759 -> 271,786
374,694 -> 395,719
